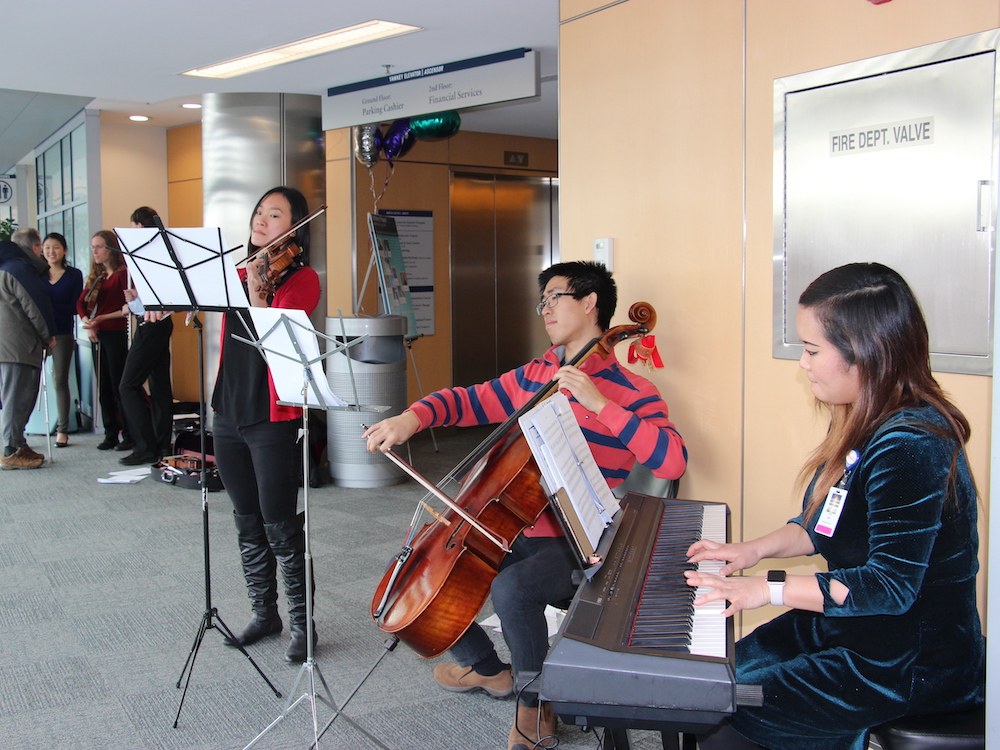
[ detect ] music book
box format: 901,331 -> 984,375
115,225 -> 248,311
518,392 -> 620,562
244,308 -> 348,409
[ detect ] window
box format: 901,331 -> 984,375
37,124 -> 88,269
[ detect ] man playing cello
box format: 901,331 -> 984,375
364,261 -> 687,750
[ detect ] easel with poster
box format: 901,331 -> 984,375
364,212 -> 438,451
367,213 -> 418,337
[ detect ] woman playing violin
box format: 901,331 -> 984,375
364,261 -> 687,750
76,230 -> 131,451
211,186 -> 320,664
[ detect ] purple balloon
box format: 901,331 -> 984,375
382,118 -> 415,163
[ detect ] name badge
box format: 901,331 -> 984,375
815,486 -> 847,537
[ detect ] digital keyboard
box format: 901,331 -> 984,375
540,494 -> 750,737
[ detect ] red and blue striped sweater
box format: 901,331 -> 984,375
408,345 -> 687,537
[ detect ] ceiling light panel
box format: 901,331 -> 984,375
182,20 -> 421,79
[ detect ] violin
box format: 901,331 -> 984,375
371,302 -> 657,658
157,455 -> 203,472
84,273 -> 106,317
255,240 -> 305,299
244,204 -> 327,300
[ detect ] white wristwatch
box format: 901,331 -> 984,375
766,570 -> 786,607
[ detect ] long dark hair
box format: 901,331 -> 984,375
797,263 -> 971,519
43,232 -> 69,273
248,186 -> 311,266
130,206 -> 159,228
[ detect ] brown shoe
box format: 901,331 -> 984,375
1,448 -> 43,470
20,445 -> 44,461
508,701 -> 556,750
433,663 -> 513,698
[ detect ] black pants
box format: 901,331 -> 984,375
96,330 -> 129,440
119,317 -> 173,454
213,413 -> 300,523
449,535 -> 579,705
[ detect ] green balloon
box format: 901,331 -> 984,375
409,111 -> 461,140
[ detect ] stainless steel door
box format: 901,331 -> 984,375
451,173 -> 559,387
774,33 -> 1000,374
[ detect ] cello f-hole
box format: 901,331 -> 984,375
446,520 -> 467,550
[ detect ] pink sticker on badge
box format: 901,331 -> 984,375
815,486 -> 848,537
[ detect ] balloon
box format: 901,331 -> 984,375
409,111 -> 461,140
354,123 -> 382,169
382,118 -> 415,163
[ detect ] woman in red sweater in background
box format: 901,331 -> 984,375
77,230 -> 130,451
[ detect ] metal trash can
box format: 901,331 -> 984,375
326,315 -> 408,487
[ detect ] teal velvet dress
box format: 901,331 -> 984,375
730,406 -> 985,750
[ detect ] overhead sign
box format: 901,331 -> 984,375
322,48 -> 539,131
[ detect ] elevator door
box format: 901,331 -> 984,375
451,173 -> 559,387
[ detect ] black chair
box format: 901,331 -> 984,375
869,705 -> 985,750
611,461 -> 679,501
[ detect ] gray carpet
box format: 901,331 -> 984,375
0,425 -> 666,750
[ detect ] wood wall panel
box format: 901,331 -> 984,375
167,123 -> 202,183
165,123 -> 203,403
559,0 -> 1000,636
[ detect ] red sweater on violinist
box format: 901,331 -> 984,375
76,267 -> 128,331
407,345 -> 687,537
214,266 -> 321,423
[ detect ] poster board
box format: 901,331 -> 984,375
378,209 -> 435,336
368,213 -> 418,339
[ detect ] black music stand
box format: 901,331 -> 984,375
232,308 -> 391,750
114,221 -> 283,726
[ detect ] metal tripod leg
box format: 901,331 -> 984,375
172,313 -> 281,728
243,403 -> 391,750
311,636 -> 400,748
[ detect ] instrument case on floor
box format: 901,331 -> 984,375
156,427 -> 224,491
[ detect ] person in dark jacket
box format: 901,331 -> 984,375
42,232 -> 83,447
117,206 -> 175,466
0,232 -> 55,469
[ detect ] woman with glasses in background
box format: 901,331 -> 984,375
76,230 -> 131,451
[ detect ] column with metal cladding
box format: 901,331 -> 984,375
200,93 -> 326,428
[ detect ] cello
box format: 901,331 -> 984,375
370,301 -> 656,658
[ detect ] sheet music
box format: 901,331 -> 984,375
518,393 -> 620,554
245,308 -> 348,408
115,226 -> 248,311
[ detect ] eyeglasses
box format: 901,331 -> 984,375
535,292 -> 575,316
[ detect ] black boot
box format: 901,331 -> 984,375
265,513 -> 316,663
225,512 -> 282,647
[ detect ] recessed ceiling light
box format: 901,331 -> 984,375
129,115 -> 150,122
181,20 -> 421,79
181,103 -> 202,109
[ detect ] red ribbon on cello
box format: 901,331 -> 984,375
627,335 -> 664,368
